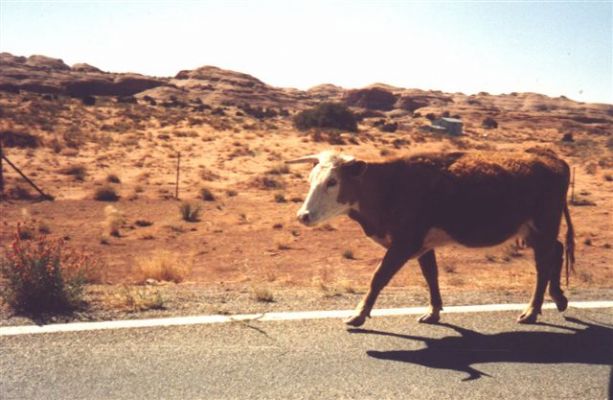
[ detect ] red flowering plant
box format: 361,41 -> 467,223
0,224 -> 101,314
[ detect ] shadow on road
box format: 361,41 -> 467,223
349,316 -> 613,382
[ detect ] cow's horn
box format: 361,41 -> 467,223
285,155 -> 320,164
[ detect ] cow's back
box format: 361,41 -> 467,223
404,149 -> 570,247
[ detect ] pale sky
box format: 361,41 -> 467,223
1,1 -> 611,103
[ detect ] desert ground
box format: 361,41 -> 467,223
0,53 -> 611,323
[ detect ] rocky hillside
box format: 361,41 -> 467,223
1,52 -> 611,138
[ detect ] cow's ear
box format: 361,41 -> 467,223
343,160 -> 367,178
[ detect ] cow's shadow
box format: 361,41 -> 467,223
349,316 -> 613,382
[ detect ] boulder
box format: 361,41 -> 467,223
25,55 -> 70,70
72,63 -> 102,73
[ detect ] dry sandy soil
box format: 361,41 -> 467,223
0,53 -> 611,323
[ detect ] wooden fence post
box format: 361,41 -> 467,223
1,153 -> 54,200
0,139 -> 4,196
175,152 -> 181,199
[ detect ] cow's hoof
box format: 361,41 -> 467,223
345,315 -> 367,327
517,309 -> 539,324
552,294 -> 568,312
417,312 -> 440,324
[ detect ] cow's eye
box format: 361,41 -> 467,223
326,178 -> 338,188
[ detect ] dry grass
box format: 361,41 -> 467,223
251,285 -> 274,302
135,250 -> 191,283
103,205 -> 125,237
104,286 -> 165,312
267,163 -> 290,175
17,208 -> 51,238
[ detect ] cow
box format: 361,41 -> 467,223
287,148 -> 575,326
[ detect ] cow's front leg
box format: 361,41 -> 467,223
345,245 -> 415,327
417,250 -> 443,323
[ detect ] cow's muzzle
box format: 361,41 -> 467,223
297,211 -> 312,226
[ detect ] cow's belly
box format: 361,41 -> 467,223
422,220 -> 534,251
368,233 -> 393,249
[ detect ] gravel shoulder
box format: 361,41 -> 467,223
2,283 -> 611,327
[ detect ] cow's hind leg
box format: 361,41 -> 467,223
548,240 -> 568,312
417,250 -> 443,323
518,239 -> 557,324
345,245 -> 414,327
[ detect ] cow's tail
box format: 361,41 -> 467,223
563,202 -> 575,287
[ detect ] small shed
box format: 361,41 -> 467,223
432,117 -> 463,136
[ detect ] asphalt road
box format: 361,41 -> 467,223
1,307 -> 612,399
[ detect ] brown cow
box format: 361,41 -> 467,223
287,149 -> 575,326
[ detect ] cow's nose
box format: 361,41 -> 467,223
298,211 -> 311,225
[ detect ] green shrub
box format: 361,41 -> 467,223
293,102 -> 358,132
0,226 -> 99,314
180,201 -> 201,222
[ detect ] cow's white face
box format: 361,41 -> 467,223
291,152 -> 354,226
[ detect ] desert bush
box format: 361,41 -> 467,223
200,188 -> 215,201
482,117 -> 498,129
62,126 -> 85,149
135,219 -> 153,227
106,173 -> 121,184
396,96 -> 429,112
345,87 -> 397,111
584,163 -> 598,175
49,138 -> 63,153
238,104 -> 278,119
7,185 -> 34,200
379,121 -> 398,133
1,130 -> 41,148
274,193 -> 287,203
267,163 -> 290,175
443,265 -> 456,274
180,201 -> 201,222
81,96 -> 96,106
59,164 -> 87,181
94,186 -> 119,201
571,197 -> 596,206
0,226 -> 99,314
143,95 -> 157,106
199,167 -> 220,181
293,102 -> 358,132
342,249 -> 355,260
135,250 -> 190,283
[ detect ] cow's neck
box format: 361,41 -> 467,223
346,164 -> 390,238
